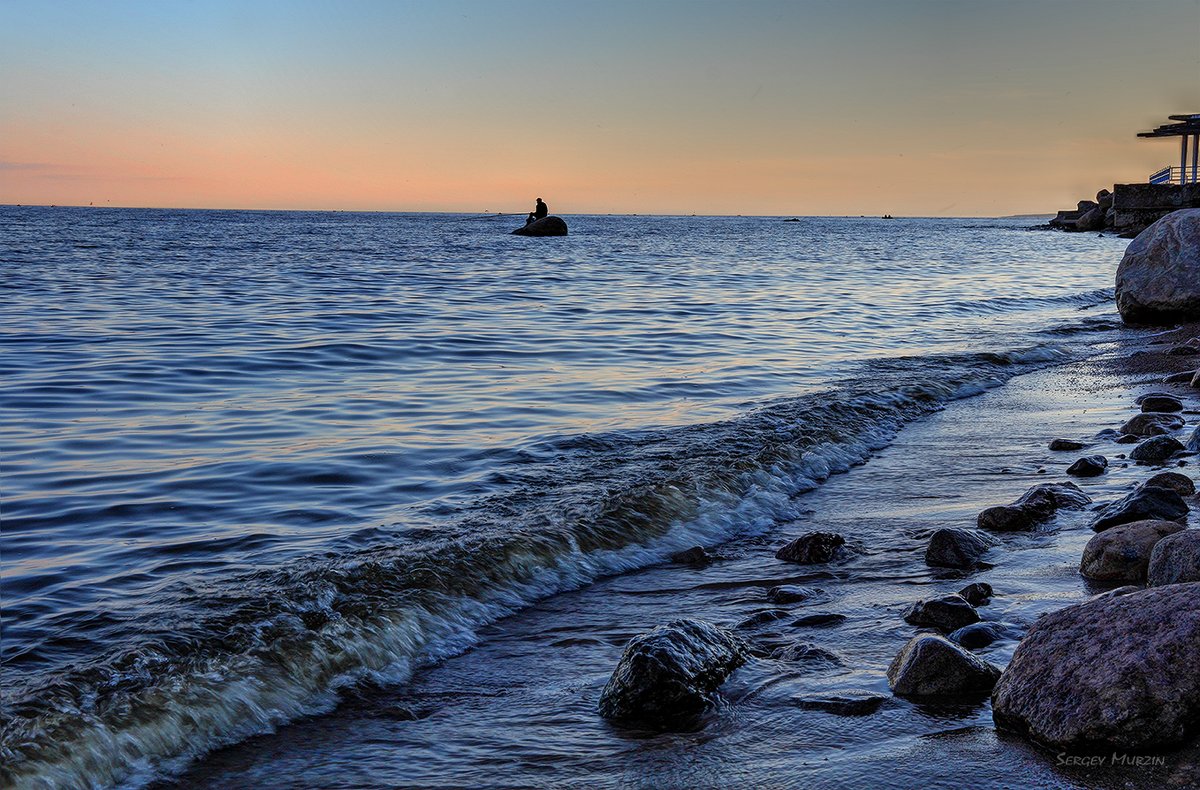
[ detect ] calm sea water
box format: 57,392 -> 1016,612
1,208 -> 1126,788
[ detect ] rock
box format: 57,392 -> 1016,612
992,583 -> 1200,750
1079,519 -> 1185,582
1116,433 -> 1140,444
1075,205 -> 1106,232
1091,585 -> 1141,601
1163,369 -> 1198,384
765,584 -> 822,604
1077,199 -> 1099,213
1129,435 -> 1185,465
670,546 -> 713,565
1066,455 -> 1108,477
1187,426 -> 1200,452
775,531 -> 845,564
903,594 -> 980,631
1170,344 -> 1200,356
977,482 -> 1091,532
766,641 -> 843,665
1118,412 -> 1185,437
1141,394 -> 1184,413
1147,530 -> 1200,587
1145,471 -> 1197,496
1091,485 -> 1189,531
791,613 -> 846,627
958,582 -> 994,606
887,634 -> 1001,698
1191,370 -> 1200,389
1048,438 -> 1086,451
948,621 -> 1007,649
511,216 -> 568,237
793,690 -> 888,716
1097,188 -> 1113,207
1115,210 -> 1200,324
924,528 -> 997,569
735,609 -> 791,629
597,619 -> 747,729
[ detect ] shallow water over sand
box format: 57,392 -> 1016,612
1,208 -> 1133,787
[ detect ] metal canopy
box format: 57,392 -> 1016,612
1138,114 -> 1200,138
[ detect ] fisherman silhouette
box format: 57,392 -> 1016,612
525,198 -> 548,225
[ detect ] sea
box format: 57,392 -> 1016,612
1,207 -> 1143,788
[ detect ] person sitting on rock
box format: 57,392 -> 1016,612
526,197 -> 548,225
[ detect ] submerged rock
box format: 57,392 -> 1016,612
1119,412 -> 1185,437
1141,394 -> 1184,413
1115,209 -> 1200,324
1079,519 -> 1184,582
957,582 -> 994,606
766,584 -> 822,604
1116,433 -> 1140,444
1148,530 -> 1200,587
924,528 -> 997,569
1129,435 -> 1185,465
511,216 -> 568,236
948,621 -> 1007,649
791,612 -> 846,627
1090,485 -> 1189,531
1049,438 -> 1086,451
1145,471 -> 1196,496
1187,426 -> 1200,453
887,634 -> 1001,698
992,583 -> 1200,750
977,482 -> 1091,532
766,641 -> 843,665
734,609 -> 790,629
793,690 -> 888,716
775,531 -> 846,564
1066,455 -> 1108,477
598,619 -> 747,729
903,594 -> 979,631
670,546 -> 713,566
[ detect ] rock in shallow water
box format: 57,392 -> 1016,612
1090,485 -> 1189,532
1079,519 -> 1184,582
598,619 -> 747,730
1066,455 -> 1107,477
948,621 -> 1007,649
1141,394 -> 1184,413
887,634 -> 1001,698
992,583 -> 1200,750
1049,438 -> 1086,451
766,584 -> 822,604
1115,209 -> 1200,324
924,528 -> 997,569
903,594 -> 979,631
775,531 -> 845,564
1145,471 -> 1196,496
669,546 -> 713,566
957,582 -> 994,606
977,482 -> 1091,532
511,216 -> 568,236
1129,435 -> 1185,465
793,690 -> 888,716
1148,530 -> 1200,587
1119,412 -> 1185,437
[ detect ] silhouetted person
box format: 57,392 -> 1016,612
526,197 -> 548,225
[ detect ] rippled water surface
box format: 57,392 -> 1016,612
1,208 -> 1127,788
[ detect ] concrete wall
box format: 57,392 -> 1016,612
1112,183 -> 1200,233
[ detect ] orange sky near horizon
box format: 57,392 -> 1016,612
3,1 -> 1199,216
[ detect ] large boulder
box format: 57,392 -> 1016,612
775,531 -> 845,564
1145,471 -> 1196,496
598,619 -> 747,729
1147,530 -> 1200,587
1118,412 -> 1185,437
992,583 -> 1200,750
1075,205 -> 1106,232
512,216 -> 569,237
1090,484 -> 1189,531
1129,435 -> 1185,465
903,594 -> 980,631
924,528 -> 997,569
977,482 -> 1091,532
887,634 -> 1001,698
1115,209 -> 1200,324
1078,519 -> 1184,582
1141,394 -> 1184,413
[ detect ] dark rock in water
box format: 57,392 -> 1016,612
887,634 -> 1001,698
924,527 -> 997,569
1163,369 -> 1199,384
735,609 -> 791,629
1130,435 -> 1185,465
1066,455 -> 1108,477
1119,412 -> 1185,437
775,531 -> 845,564
1116,210 -> 1200,324
793,690 -> 888,716
977,482 -> 1091,532
1145,471 -> 1197,496
767,641 -> 843,665
1079,519 -> 1185,582
791,612 -> 846,628
1091,485 -> 1189,531
903,594 -> 980,631
1116,433 -> 1140,444
1148,530 -> 1200,587
766,584 -> 821,604
1048,438 -> 1086,451
597,619 -> 747,729
948,621 -> 1007,649
958,582 -> 994,606
1169,344 -> 1200,356
1141,394 -> 1184,413
670,546 -> 713,566
992,583 -> 1200,750
1187,426 -> 1200,453
511,216 -> 568,237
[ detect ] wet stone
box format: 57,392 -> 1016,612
766,584 -> 822,604
793,690 -> 888,716
903,594 -> 980,632
957,582 -> 994,607
1049,438 -> 1086,451
775,531 -> 846,564
1145,471 -> 1196,496
792,613 -> 847,628
1066,455 -> 1108,477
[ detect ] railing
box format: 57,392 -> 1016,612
1149,165 -> 1200,185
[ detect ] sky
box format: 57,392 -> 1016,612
1,0 -> 1199,216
